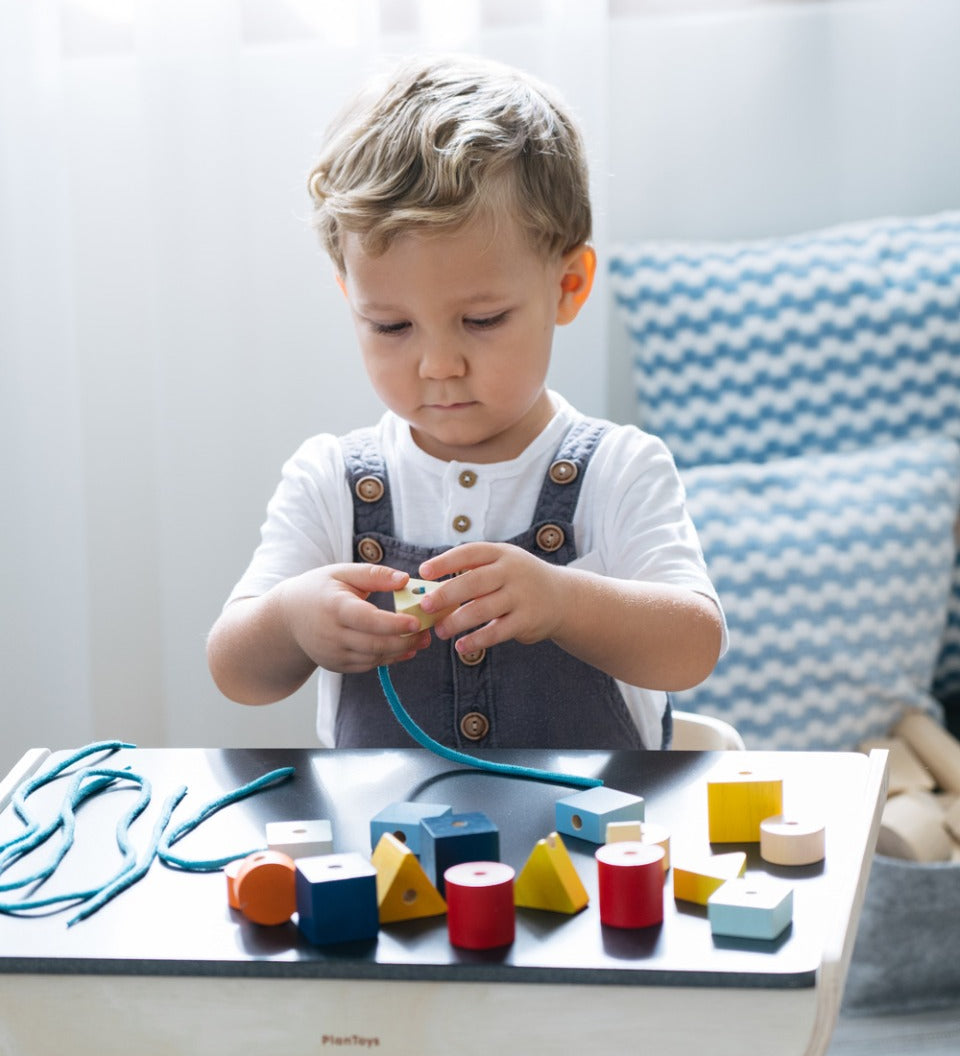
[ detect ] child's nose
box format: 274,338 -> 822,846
418,338 -> 467,379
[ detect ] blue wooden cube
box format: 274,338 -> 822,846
295,852 -> 379,946
707,877 -> 794,941
369,801 -> 452,856
419,812 -> 499,896
555,786 -> 645,844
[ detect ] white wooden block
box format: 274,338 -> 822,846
708,877 -> 793,940
266,819 -> 334,860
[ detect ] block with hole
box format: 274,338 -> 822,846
232,850 -> 297,926
369,801 -> 452,856
706,769 -> 783,843
514,832 -> 589,914
419,812 -> 500,897
266,819 -> 333,860
673,851 -> 747,905
595,842 -> 665,928
760,815 -> 826,866
295,852 -> 379,946
393,578 -> 456,631
371,833 -> 447,922
555,786 -> 645,844
707,877 -> 794,940
445,861 -> 516,949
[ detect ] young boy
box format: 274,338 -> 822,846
207,55 -> 725,751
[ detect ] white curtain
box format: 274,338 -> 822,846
2,0 -> 958,773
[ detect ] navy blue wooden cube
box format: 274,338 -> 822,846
419,812 -> 499,897
295,852 -> 379,946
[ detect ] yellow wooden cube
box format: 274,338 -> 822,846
707,770 -> 783,843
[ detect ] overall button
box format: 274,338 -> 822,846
357,537 -> 384,563
549,459 -> 578,485
460,712 -> 490,740
458,470 -> 478,488
453,515 -> 471,534
458,647 -> 486,667
535,524 -> 565,553
355,476 -> 385,502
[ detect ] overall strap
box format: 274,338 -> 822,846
531,416 -> 612,525
340,427 -> 395,537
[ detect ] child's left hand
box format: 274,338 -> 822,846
417,543 -> 564,656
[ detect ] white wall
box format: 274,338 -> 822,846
2,0 -> 959,777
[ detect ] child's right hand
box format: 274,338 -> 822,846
279,563 -> 431,674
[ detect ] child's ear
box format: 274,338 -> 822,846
556,245 -> 597,325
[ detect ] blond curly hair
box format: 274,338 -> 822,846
307,55 -> 592,274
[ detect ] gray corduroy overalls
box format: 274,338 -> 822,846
337,418 -> 670,749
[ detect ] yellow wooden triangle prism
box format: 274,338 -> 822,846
371,833 -> 447,922
514,832 -> 589,914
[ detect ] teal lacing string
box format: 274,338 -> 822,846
158,766 -> 295,871
0,744 -> 296,924
377,665 -> 603,789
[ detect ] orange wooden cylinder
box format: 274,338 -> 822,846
234,850 -> 297,926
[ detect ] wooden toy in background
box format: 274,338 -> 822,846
759,816 -> 826,867
371,833 -> 447,923
605,819 -> 671,870
707,877 -> 794,941
266,819 -> 333,860
859,710 -> 960,862
673,851 -> 747,906
231,850 -> 297,926
445,862 -> 516,949
555,786 -> 645,844
595,842 -> 665,928
419,811 -> 499,897
707,770 -> 783,843
369,801 -> 452,856
393,578 -> 456,632
514,832 -> 589,914
895,709 -> 960,794
296,852 -> 380,946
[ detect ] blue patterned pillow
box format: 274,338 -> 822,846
675,438 -> 960,750
609,212 -> 960,705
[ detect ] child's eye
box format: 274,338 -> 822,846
370,320 -> 410,336
465,312 -> 508,330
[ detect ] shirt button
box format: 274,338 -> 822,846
355,475 -> 385,502
535,524 -> 565,553
549,459 -> 578,485
458,470 -> 477,488
458,647 -> 486,667
460,712 -> 490,740
357,537 -> 384,563
453,515 -> 471,534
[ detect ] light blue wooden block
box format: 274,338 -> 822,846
369,801 -> 452,855
555,786 -> 645,844
707,877 -> 794,940
296,852 -> 379,946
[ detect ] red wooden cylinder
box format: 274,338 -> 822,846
595,842 -> 665,928
444,861 -> 516,949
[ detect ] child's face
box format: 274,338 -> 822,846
340,216 -> 569,464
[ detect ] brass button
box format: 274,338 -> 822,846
458,647 -> 486,667
460,712 -> 490,740
355,475 -> 385,503
535,524 -> 565,553
357,537 -> 384,563
453,515 -> 471,533
549,459 -> 578,485
458,470 -> 477,488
